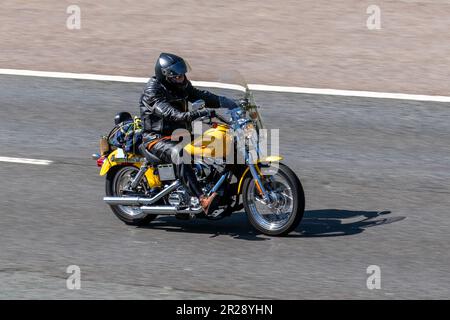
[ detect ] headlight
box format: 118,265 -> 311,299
249,110 -> 258,120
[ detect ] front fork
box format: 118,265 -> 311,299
244,134 -> 274,203
248,164 -> 271,202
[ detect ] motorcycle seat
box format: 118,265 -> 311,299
138,144 -> 162,164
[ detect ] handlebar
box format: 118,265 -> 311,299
198,111 -> 231,125
214,113 -> 231,125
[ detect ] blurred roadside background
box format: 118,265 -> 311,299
1,0 -> 449,95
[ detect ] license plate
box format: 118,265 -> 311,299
116,148 -> 125,159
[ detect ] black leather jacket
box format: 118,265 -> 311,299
139,76 -> 221,136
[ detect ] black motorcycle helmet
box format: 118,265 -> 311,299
155,52 -> 191,88
114,111 -> 132,125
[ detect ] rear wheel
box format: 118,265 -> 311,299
242,163 -> 305,236
105,166 -> 157,225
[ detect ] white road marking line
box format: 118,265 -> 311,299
193,81 -> 246,92
1,68 -> 450,103
0,156 -> 53,166
248,84 -> 450,103
0,68 -> 147,83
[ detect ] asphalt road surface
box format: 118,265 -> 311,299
0,75 -> 449,299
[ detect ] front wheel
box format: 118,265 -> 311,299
242,163 -> 305,236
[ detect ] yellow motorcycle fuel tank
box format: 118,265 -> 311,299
184,124 -> 232,158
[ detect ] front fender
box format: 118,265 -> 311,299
236,155 -> 283,194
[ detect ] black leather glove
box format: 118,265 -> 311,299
219,96 -> 239,110
193,108 -> 214,119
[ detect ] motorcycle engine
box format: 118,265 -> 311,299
168,161 -> 226,209
168,187 -> 191,207
194,159 -> 226,180
193,161 -> 212,181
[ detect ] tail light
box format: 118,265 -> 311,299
97,155 -> 106,167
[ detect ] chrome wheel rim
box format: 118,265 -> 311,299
247,173 -> 295,232
114,167 -> 146,217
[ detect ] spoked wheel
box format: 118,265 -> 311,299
105,166 -> 157,225
242,163 -> 305,236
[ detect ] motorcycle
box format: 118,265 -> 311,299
93,73 -> 305,236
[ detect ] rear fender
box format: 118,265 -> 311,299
99,150 -> 161,188
99,150 -> 141,176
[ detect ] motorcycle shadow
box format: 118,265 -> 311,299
140,213 -> 266,241
138,209 -> 405,239
294,209 -> 405,238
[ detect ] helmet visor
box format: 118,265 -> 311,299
163,59 -> 192,77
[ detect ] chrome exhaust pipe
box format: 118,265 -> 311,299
103,180 -> 181,206
140,205 -> 204,215
140,206 -> 177,215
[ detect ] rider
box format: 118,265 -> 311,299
139,52 -> 231,215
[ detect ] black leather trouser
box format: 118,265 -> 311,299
144,135 -> 203,198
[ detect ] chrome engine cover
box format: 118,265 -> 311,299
167,187 -> 190,207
